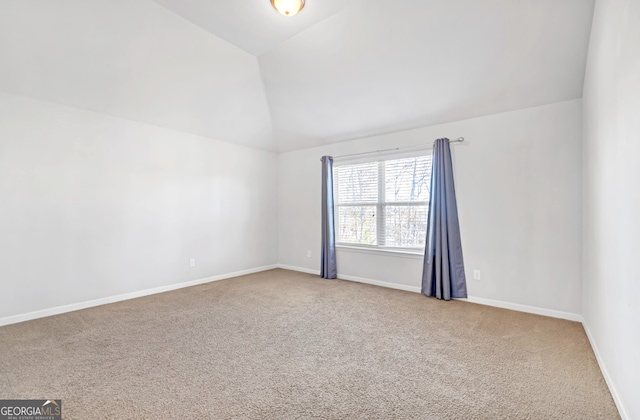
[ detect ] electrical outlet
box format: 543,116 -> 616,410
307,250 -> 312,258
473,270 -> 481,280
190,258 -> 196,268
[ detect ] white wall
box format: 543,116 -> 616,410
0,92 -> 278,320
582,0 -> 640,418
279,100 -> 583,316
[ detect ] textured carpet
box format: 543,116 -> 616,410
0,269 -> 619,419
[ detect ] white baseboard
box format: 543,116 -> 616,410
582,321 -> 629,420
337,273 -> 422,293
277,264 -> 582,321
5,261 -> 578,326
277,264 -> 320,276
459,296 -> 583,322
277,264 -> 421,293
0,265 -> 278,327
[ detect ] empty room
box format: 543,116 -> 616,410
0,0 -> 638,418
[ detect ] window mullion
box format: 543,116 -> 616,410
333,166 -> 339,242
377,161 -> 385,247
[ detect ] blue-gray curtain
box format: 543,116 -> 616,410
422,139 -> 467,300
321,156 -> 337,279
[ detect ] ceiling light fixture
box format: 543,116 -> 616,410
271,0 -> 305,17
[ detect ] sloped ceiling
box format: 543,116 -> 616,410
0,0 -> 276,151
153,0 -> 362,56
259,0 -> 595,151
0,0 -> 595,153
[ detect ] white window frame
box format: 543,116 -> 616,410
333,152 -> 431,255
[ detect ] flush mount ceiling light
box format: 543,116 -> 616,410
271,0 -> 305,17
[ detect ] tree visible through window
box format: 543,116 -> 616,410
334,155 -> 432,251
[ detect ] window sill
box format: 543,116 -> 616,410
336,245 -> 424,260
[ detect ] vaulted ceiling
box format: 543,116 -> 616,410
0,0 -> 595,152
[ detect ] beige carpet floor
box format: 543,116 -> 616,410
0,269 -> 619,419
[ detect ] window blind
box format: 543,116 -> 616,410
334,154 -> 432,251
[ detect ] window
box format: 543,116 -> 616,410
334,154 -> 432,253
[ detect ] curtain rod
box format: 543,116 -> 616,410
321,137 -> 464,161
